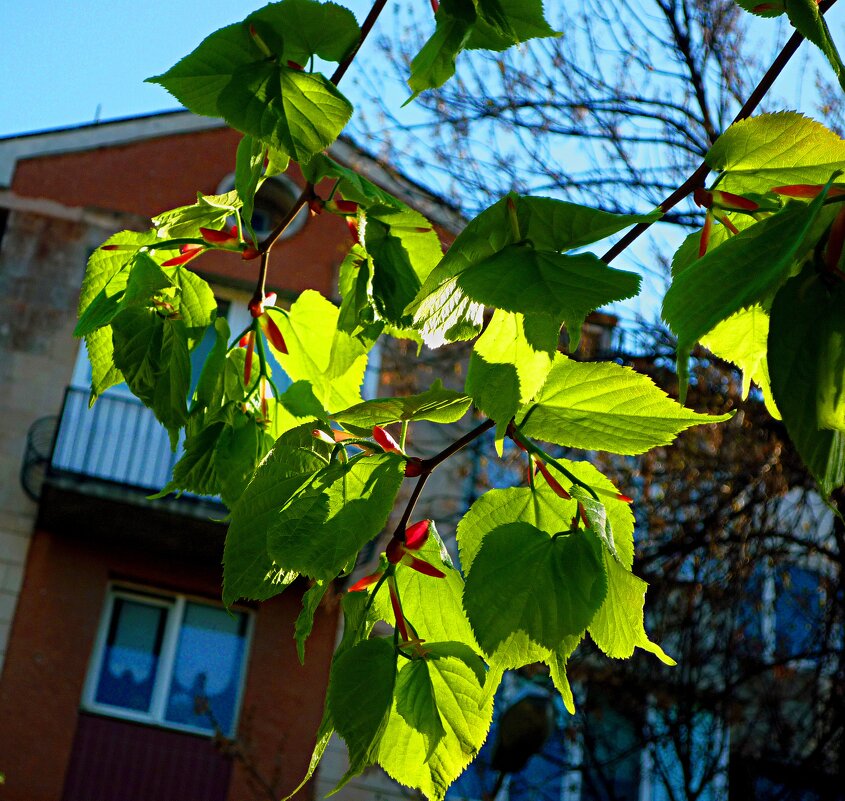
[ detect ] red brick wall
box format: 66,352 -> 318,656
11,127 -> 352,298
0,527 -> 339,801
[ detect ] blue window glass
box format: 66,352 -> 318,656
164,603 -> 249,734
774,567 -> 823,660
94,597 -> 167,712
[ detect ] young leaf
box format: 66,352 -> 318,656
463,522 -> 608,655
332,379 -> 472,430
588,553 -> 676,665
152,191 -> 241,238
301,154 -> 403,208
663,192 -> 832,396
700,305 -> 780,418
268,453 -> 406,580
378,654 -> 493,801
465,310 -> 558,437
328,637 -> 396,780
272,290 -> 369,411
457,249 -> 638,346
768,261 -> 845,497
217,62 -> 353,164
466,0 -> 560,50
295,580 -> 330,664
519,355 -> 731,455
409,194 -> 654,347
235,135 -> 267,242
223,424 -> 330,605
394,660 -> 447,760
706,112 -> 845,195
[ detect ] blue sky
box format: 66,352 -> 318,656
3,2 -> 841,140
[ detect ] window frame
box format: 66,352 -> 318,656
81,583 -> 254,738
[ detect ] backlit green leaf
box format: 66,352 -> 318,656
463,522 -> 607,654
519,355 -> 731,455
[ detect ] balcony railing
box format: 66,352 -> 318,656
47,386 -> 202,499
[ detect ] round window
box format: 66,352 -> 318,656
217,173 -> 309,241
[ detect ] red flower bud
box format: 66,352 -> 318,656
162,243 -> 205,267
430,0 -> 439,12
261,316 -> 287,353
243,331 -> 255,386
334,199 -> 359,215
534,458 -> 571,500
373,425 -> 404,455
406,556 -> 445,577
773,184 -> 845,199
308,198 -> 324,216
199,226 -> 239,247
346,218 -> 360,245
242,247 -> 261,260
287,60 -> 303,71
699,211 -> 713,258
348,571 -> 383,592
312,429 -> 336,445
404,520 -> 430,550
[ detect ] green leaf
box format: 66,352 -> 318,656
170,267 -> 218,335
215,414 -> 270,506
394,660 -> 446,760
701,305 -> 780,418
463,523 -> 607,655
268,453 -> 406,580
457,248 -> 640,342
768,261 -> 845,497
163,420 -> 225,497
332,379 -> 472,430
110,307 -> 163,405
588,554 -> 675,665
195,317 -> 230,408
248,0 -> 360,66
148,0 -> 359,119
409,194 -> 655,347
147,23 -> 256,117
295,580 -> 330,664
378,654 -> 493,801
465,310 -> 558,437
74,267 -> 130,337
223,424 -> 330,605
235,135 -> 267,243
735,0 -> 784,18
706,112 -> 845,195
123,253 -> 173,306
152,191 -> 241,239
662,194 -> 832,396
407,0 -> 476,98
154,319 -> 192,442
218,62 -> 353,163
546,645 -> 578,715
569,485 -> 617,563
328,637 -> 396,779
272,290 -> 369,411
365,206 -> 444,326
301,154 -> 402,208
466,0 -> 560,50
519,355 -> 731,455
78,232 -> 158,398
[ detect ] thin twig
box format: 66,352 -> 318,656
601,0 -> 839,265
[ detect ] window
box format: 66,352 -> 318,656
83,586 -> 252,736
216,173 -> 309,240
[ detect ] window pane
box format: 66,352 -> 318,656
94,598 -> 167,712
164,603 -> 248,734
774,567 -> 824,659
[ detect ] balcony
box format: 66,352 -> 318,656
23,387 -> 223,517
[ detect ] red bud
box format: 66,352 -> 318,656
773,184 -> 845,199
200,226 -> 239,246
261,315 -> 288,354
699,211 -> 713,258
406,556 -> 445,578
386,537 -> 403,564
404,520 -> 430,550
346,218 -> 360,245
162,244 -> 204,267
244,332 -> 255,386
334,199 -> 359,215
287,60 -> 303,71
534,459 -> 571,500
348,571 -> 383,592
242,247 -> 261,260
373,425 -> 403,455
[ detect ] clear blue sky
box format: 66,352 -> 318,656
0,0 -> 377,138
3,2 -> 842,140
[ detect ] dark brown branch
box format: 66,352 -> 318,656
601,0 -> 839,265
